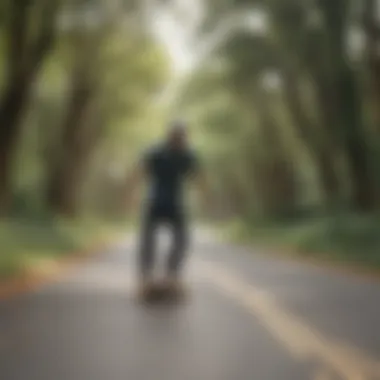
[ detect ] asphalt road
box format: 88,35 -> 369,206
1,228 -> 380,380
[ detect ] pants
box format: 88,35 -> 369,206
138,204 -> 188,277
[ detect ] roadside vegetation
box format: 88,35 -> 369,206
224,214 -> 380,269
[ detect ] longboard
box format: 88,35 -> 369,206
136,280 -> 188,304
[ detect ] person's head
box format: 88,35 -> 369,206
166,120 -> 188,150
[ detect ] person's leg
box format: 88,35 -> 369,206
138,209 -> 158,280
167,212 -> 188,278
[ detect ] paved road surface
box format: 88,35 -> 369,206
1,229 -> 380,380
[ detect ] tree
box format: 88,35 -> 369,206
45,7 -> 170,216
194,0 -> 377,212
0,0 -> 60,213
316,0 -> 375,211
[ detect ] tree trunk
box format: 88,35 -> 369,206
0,0 -> 58,214
254,89 -> 298,217
0,73 -> 34,213
345,137 -> 374,211
282,67 -> 341,206
316,0 -> 376,211
315,149 -> 341,207
46,70 -> 96,217
364,0 -> 380,134
340,68 -> 375,211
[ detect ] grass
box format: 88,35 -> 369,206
223,213 -> 380,269
0,216 -> 129,281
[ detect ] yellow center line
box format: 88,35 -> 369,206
195,259 -> 380,380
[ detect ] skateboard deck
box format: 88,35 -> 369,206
136,280 -> 188,304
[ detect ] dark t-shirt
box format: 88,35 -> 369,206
143,143 -> 198,212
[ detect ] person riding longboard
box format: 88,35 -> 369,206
124,121 -> 207,298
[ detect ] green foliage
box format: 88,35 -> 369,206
226,213 -> 380,267
97,27 -> 170,145
0,216 -> 128,280
175,0 -> 380,269
0,0 -> 173,278
5,0 -> 172,217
